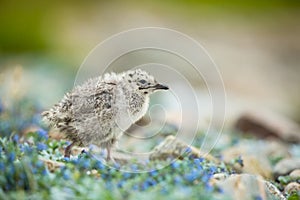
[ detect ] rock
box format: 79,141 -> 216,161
289,169 -> 300,180
221,139 -> 290,179
39,157 -> 65,172
149,135 -> 218,162
284,182 -> 300,194
235,111 -> 300,143
274,158 -> 300,178
216,174 -> 286,200
260,140 -> 291,159
209,173 -> 229,185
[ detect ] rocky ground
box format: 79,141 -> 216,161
0,94 -> 299,199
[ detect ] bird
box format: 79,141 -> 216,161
42,69 -> 169,161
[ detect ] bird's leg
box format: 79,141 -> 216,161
106,146 -> 116,164
64,142 -> 75,158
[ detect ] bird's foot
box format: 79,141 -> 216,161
64,142 -> 75,158
106,147 -> 118,166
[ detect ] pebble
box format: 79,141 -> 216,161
289,169 -> 300,180
209,173 -> 229,185
39,157 -> 65,173
274,158 -> 300,178
221,140 -> 287,178
216,174 -> 286,200
149,135 -> 218,163
235,111 -> 300,143
284,182 -> 300,194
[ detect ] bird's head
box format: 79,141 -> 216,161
123,69 -> 169,95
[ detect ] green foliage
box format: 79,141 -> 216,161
287,192 -> 300,200
278,176 -> 293,185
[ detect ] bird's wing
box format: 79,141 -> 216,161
71,82 -> 118,144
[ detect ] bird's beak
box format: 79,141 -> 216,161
153,83 -> 169,90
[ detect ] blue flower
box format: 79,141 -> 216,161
63,170 -> 71,180
101,173 -> 108,179
209,166 -> 217,174
117,180 -> 125,188
17,180 -> 24,187
194,158 -> 204,165
217,187 -> 224,193
20,172 -> 26,179
113,162 -> 120,169
12,134 -> 19,143
37,129 -> 48,140
8,152 -> 15,162
146,178 -> 157,186
160,187 -> 168,194
141,181 -> 150,190
37,143 -> 47,151
63,157 -> 70,162
254,196 -> 262,200
184,173 -> 196,182
71,159 -> 79,165
132,184 -> 139,190
0,162 -> 5,170
122,172 -> 131,179
194,159 -> 203,170
201,173 -> 212,183
205,183 -> 214,192
131,164 -> 138,172
20,145 -> 33,154
174,176 -> 182,184
81,159 -> 90,169
42,169 -> 48,176
105,181 -> 113,190
5,184 -> 11,191
8,165 -> 15,176
32,167 -> 37,174
236,156 -> 244,167
149,170 -> 158,177
95,161 -> 104,170
0,99 -> 3,114
185,147 -> 192,153
170,161 -> 180,169
36,160 -> 44,168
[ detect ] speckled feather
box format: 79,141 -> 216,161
42,69 -> 168,159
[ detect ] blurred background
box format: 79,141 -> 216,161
0,0 -> 300,124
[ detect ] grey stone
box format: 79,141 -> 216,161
274,158 -> 300,178
284,182 -> 300,194
217,174 -> 286,200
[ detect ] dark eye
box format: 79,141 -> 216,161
139,79 -> 146,84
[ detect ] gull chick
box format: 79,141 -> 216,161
42,69 -> 169,161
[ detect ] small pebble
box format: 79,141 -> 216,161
289,169 -> 300,180
284,182 -> 300,194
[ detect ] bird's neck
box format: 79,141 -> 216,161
120,83 -> 149,118
129,92 -> 149,115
